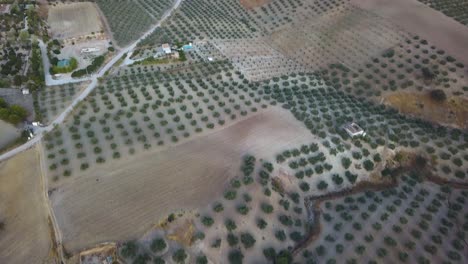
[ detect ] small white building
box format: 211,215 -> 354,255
343,122 -> 366,137
81,47 -> 100,54
162,43 -> 171,54
22,88 -> 30,95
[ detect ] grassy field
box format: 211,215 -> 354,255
0,148 -> 53,264
48,2 -> 103,39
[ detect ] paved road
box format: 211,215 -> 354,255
0,0 -> 183,162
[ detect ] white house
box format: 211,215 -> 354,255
162,43 -> 171,54
343,122 -> 366,137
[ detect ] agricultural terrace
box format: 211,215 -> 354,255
95,0 -> 174,46
48,2 -> 104,40
418,0 -> 468,26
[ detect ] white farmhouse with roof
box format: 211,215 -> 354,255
162,43 -> 171,54
343,122 -> 366,137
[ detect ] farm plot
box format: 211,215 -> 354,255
351,0 -> 468,67
318,34 -> 468,127
417,0 -> 468,26
135,0 -> 174,19
95,0 -> 155,46
0,148 -> 53,264
302,174 -> 468,264
35,82 -> 87,124
138,0 -> 261,48
42,61 -> 269,184
265,75 -> 468,184
212,38 -> 307,81
48,2 -> 104,39
267,3 -> 409,71
51,106 -> 314,253
247,0 -> 350,33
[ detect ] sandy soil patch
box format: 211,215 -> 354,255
48,2 -> 103,39
0,120 -> 19,150
384,91 -> 468,129
240,0 -> 271,10
0,148 -> 52,264
50,106 -> 314,253
352,0 -> 468,65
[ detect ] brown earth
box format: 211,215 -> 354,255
384,91 -> 468,129
240,0 -> 271,10
352,0 -> 468,66
0,148 -> 53,264
50,106 -> 314,253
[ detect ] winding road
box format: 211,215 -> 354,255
0,0 -> 183,162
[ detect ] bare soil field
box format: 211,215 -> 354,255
385,92 -> 468,130
48,2 -> 104,39
0,148 -> 52,264
0,120 -> 19,150
352,0 -> 468,65
240,0 -> 271,10
50,106 -> 314,253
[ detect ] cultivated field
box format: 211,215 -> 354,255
51,106 -> 313,253
304,175 -> 468,263
95,0 -> 174,46
0,148 -> 53,264
48,2 -> 104,39
35,82 -> 88,124
31,0 -> 468,263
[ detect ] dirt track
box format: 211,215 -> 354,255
352,0 -> 468,65
0,148 -> 52,264
51,106 -> 314,253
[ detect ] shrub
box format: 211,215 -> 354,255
332,174 -> 343,185
240,233 -> 256,248
257,218 -> 267,229
275,230 -> 286,241
263,247 -> 276,261
237,204 -> 249,215
224,190 -> 237,200
429,89 -> 446,102
363,160 -> 374,171
196,255 -> 208,264
150,238 -> 166,253
172,249 -> 187,263
317,181 -> 328,190
225,219 -> 237,231
261,203 -> 274,214
213,202 -> 224,212
228,250 -> 244,264
227,233 -> 239,246
341,157 -> 351,169
120,241 -> 138,259
201,216 -> 214,227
